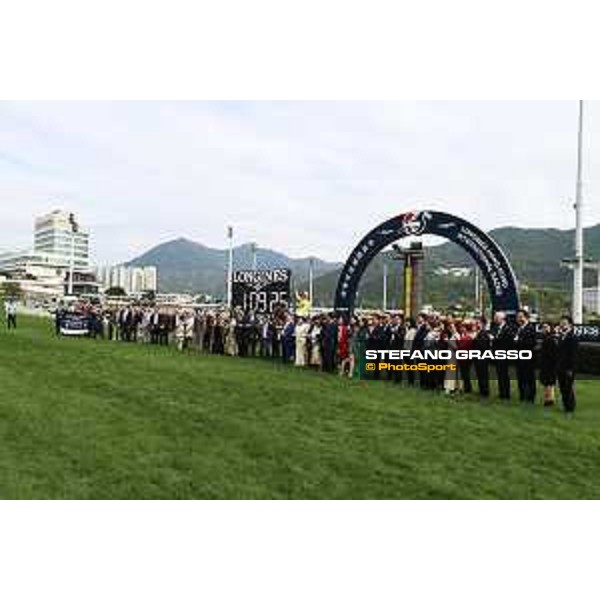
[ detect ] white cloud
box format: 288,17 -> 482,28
0,101 -> 597,263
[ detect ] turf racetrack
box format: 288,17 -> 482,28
1,316 -> 599,499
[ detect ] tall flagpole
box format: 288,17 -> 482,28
68,212 -> 78,296
475,267 -> 480,314
382,260 -> 388,310
596,265 -> 600,317
68,231 -> 75,295
308,257 -> 314,303
227,225 -> 234,308
251,242 -> 258,270
573,101 -> 585,324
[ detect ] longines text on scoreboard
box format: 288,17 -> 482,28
232,268 -> 291,314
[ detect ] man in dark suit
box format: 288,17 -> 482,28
321,313 -> 338,373
281,315 -> 295,363
491,311 -> 515,400
412,313 -> 429,388
119,307 -> 133,342
260,316 -> 273,358
557,316 -> 578,415
473,317 -> 491,398
150,309 -> 160,344
237,311 -> 251,357
54,305 -> 65,336
387,314 -> 406,384
365,315 -> 386,380
158,310 -> 171,346
131,308 -> 141,343
514,309 -> 537,403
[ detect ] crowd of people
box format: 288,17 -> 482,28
55,300 -> 580,414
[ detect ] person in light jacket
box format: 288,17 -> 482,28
294,317 -> 310,367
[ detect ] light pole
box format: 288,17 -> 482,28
227,226 -> 234,308
382,258 -> 388,310
251,242 -> 258,270
474,267 -> 483,315
573,100 -> 585,324
597,265 -> 600,317
308,257 -> 314,303
68,213 -> 78,296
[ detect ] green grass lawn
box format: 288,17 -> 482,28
1,316 -> 599,499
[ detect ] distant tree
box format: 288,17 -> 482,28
105,286 -> 127,297
194,293 -> 214,304
0,281 -> 23,301
141,290 -> 156,302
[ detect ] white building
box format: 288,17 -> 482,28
434,266 -> 472,278
34,210 -> 90,269
143,266 -> 158,292
95,265 -> 158,295
0,250 -> 67,299
584,287 -> 600,316
0,210 -> 97,300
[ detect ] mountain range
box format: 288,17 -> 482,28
127,238 -> 340,297
127,224 -> 600,311
310,224 -> 600,308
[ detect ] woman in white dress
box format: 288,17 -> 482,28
140,308 -> 151,344
443,322 -> 460,396
225,316 -> 238,356
184,312 -> 195,350
295,317 -> 309,367
309,319 -> 322,369
403,319 -> 417,386
175,310 -> 186,351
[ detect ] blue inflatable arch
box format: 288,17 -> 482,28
334,210 -> 520,317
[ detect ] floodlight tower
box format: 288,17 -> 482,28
382,258 -> 388,310
227,226 -> 234,307
308,257 -> 314,303
573,100 -> 585,324
251,242 -> 258,270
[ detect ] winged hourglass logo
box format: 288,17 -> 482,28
398,211 -> 432,236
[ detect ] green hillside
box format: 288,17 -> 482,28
430,225 -> 600,288
125,224 -> 600,316
128,237 -> 339,297
311,224 -> 600,315
1,317 -> 599,499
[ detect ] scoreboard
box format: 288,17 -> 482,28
231,268 -> 291,314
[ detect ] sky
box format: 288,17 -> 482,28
1,101 -> 599,264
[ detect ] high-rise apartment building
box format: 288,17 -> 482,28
94,264 -> 159,295
0,209 -> 97,299
34,210 -> 90,269
142,266 -> 158,292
